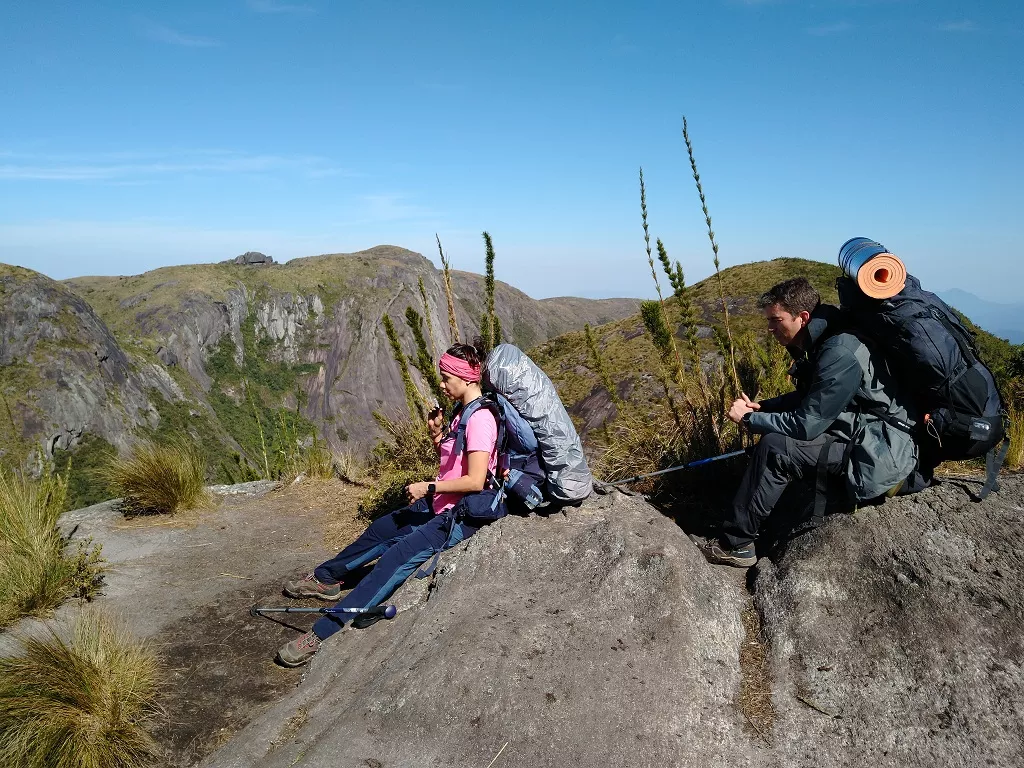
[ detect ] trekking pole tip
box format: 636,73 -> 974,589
249,605 -> 260,618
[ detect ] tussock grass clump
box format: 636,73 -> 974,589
596,411 -> 687,494
0,609 -> 161,768
358,412 -> 437,519
299,439 -> 336,480
1007,406 -> 1023,470
102,440 -> 209,516
0,470 -> 104,630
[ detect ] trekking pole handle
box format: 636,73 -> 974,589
606,449 -> 747,487
249,604 -> 398,619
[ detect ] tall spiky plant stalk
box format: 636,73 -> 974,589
481,231 -> 500,353
656,238 -> 686,299
584,324 -> 623,408
382,314 -> 426,421
405,306 -> 445,405
245,380 -> 271,479
639,169 -> 687,392
436,234 -> 460,344
682,116 -> 741,396
639,301 -> 683,427
417,276 -> 437,355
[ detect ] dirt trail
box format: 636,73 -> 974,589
59,479 -> 365,768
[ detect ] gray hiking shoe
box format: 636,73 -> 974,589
283,573 -> 343,600
701,540 -> 757,568
277,630 -> 322,667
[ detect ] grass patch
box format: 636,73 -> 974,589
101,440 -> 210,516
0,609 -> 161,768
1007,406 -> 1023,471
358,412 -> 436,519
737,602 -> 775,744
0,470 -> 105,630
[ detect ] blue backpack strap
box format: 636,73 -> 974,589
452,396 -> 504,461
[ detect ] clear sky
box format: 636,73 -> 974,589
1,1 -> 1021,301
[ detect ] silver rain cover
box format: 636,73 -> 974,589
484,343 -> 593,502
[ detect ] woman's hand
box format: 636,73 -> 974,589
427,405 -> 444,444
406,481 -> 431,503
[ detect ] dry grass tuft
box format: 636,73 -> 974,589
0,470 -> 104,630
736,603 -> 775,743
298,440 -> 335,480
102,440 -> 210,516
1006,406 -> 1023,471
358,411 -> 437,519
0,609 -> 161,768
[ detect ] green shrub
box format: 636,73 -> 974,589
51,434 -> 119,509
0,470 -> 104,630
298,437 -> 335,480
0,609 -> 160,768
358,412 -> 436,519
102,440 -> 209,515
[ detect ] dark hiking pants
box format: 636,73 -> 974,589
721,432 -> 847,549
311,499 -> 480,640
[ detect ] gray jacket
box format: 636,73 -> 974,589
745,305 -> 918,500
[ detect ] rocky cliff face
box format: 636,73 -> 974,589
0,265 -> 180,463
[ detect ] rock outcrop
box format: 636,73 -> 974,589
202,475 -> 1024,768
233,252 -> 274,266
0,265 -> 180,461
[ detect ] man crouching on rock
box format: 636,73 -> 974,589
702,277 -> 918,568
276,341 -> 500,667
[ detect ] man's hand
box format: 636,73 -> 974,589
727,392 -> 761,425
406,481 -> 431,503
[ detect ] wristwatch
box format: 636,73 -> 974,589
427,483 -> 436,495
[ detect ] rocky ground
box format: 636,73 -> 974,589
40,471 -> 1024,768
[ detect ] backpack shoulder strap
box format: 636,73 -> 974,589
452,396 -> 504,458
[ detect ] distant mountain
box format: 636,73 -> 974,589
1,247 -> 638,498
938,289 -> 1024,345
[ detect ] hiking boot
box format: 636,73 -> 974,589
283,573 -> 343,600
701,540 -> 757,568
276,630 -> 322,667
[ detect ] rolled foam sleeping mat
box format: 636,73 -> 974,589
484,344 -> 593,502
838,237 -> 907,299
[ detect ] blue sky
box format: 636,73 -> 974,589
1,1 -> 1021,301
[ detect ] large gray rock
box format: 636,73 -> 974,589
203,491 -> 753,768
754,473 -> 1024,767
202,476 -> 1024,768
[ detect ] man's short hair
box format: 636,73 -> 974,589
757,277 -> 820,316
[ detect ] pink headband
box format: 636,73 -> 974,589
439,353 -> 481,382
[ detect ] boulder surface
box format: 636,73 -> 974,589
204,475 -> 1024,768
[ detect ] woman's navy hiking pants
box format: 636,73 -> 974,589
311,499 -> 479,640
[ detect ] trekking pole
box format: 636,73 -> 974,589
249,604 -> 398,619
606,449 -> 747,487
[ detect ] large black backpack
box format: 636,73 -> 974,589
837,273 -> 1009,499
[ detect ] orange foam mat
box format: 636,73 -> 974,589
856,252 -> 906,299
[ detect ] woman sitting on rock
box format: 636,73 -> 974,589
277,341 -> 500,667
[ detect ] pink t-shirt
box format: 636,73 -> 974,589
433,408 -> 498,514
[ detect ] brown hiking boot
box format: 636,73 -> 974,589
701,540 -> 757,568
277,631 -> 322,667
283,573 -> 343,600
